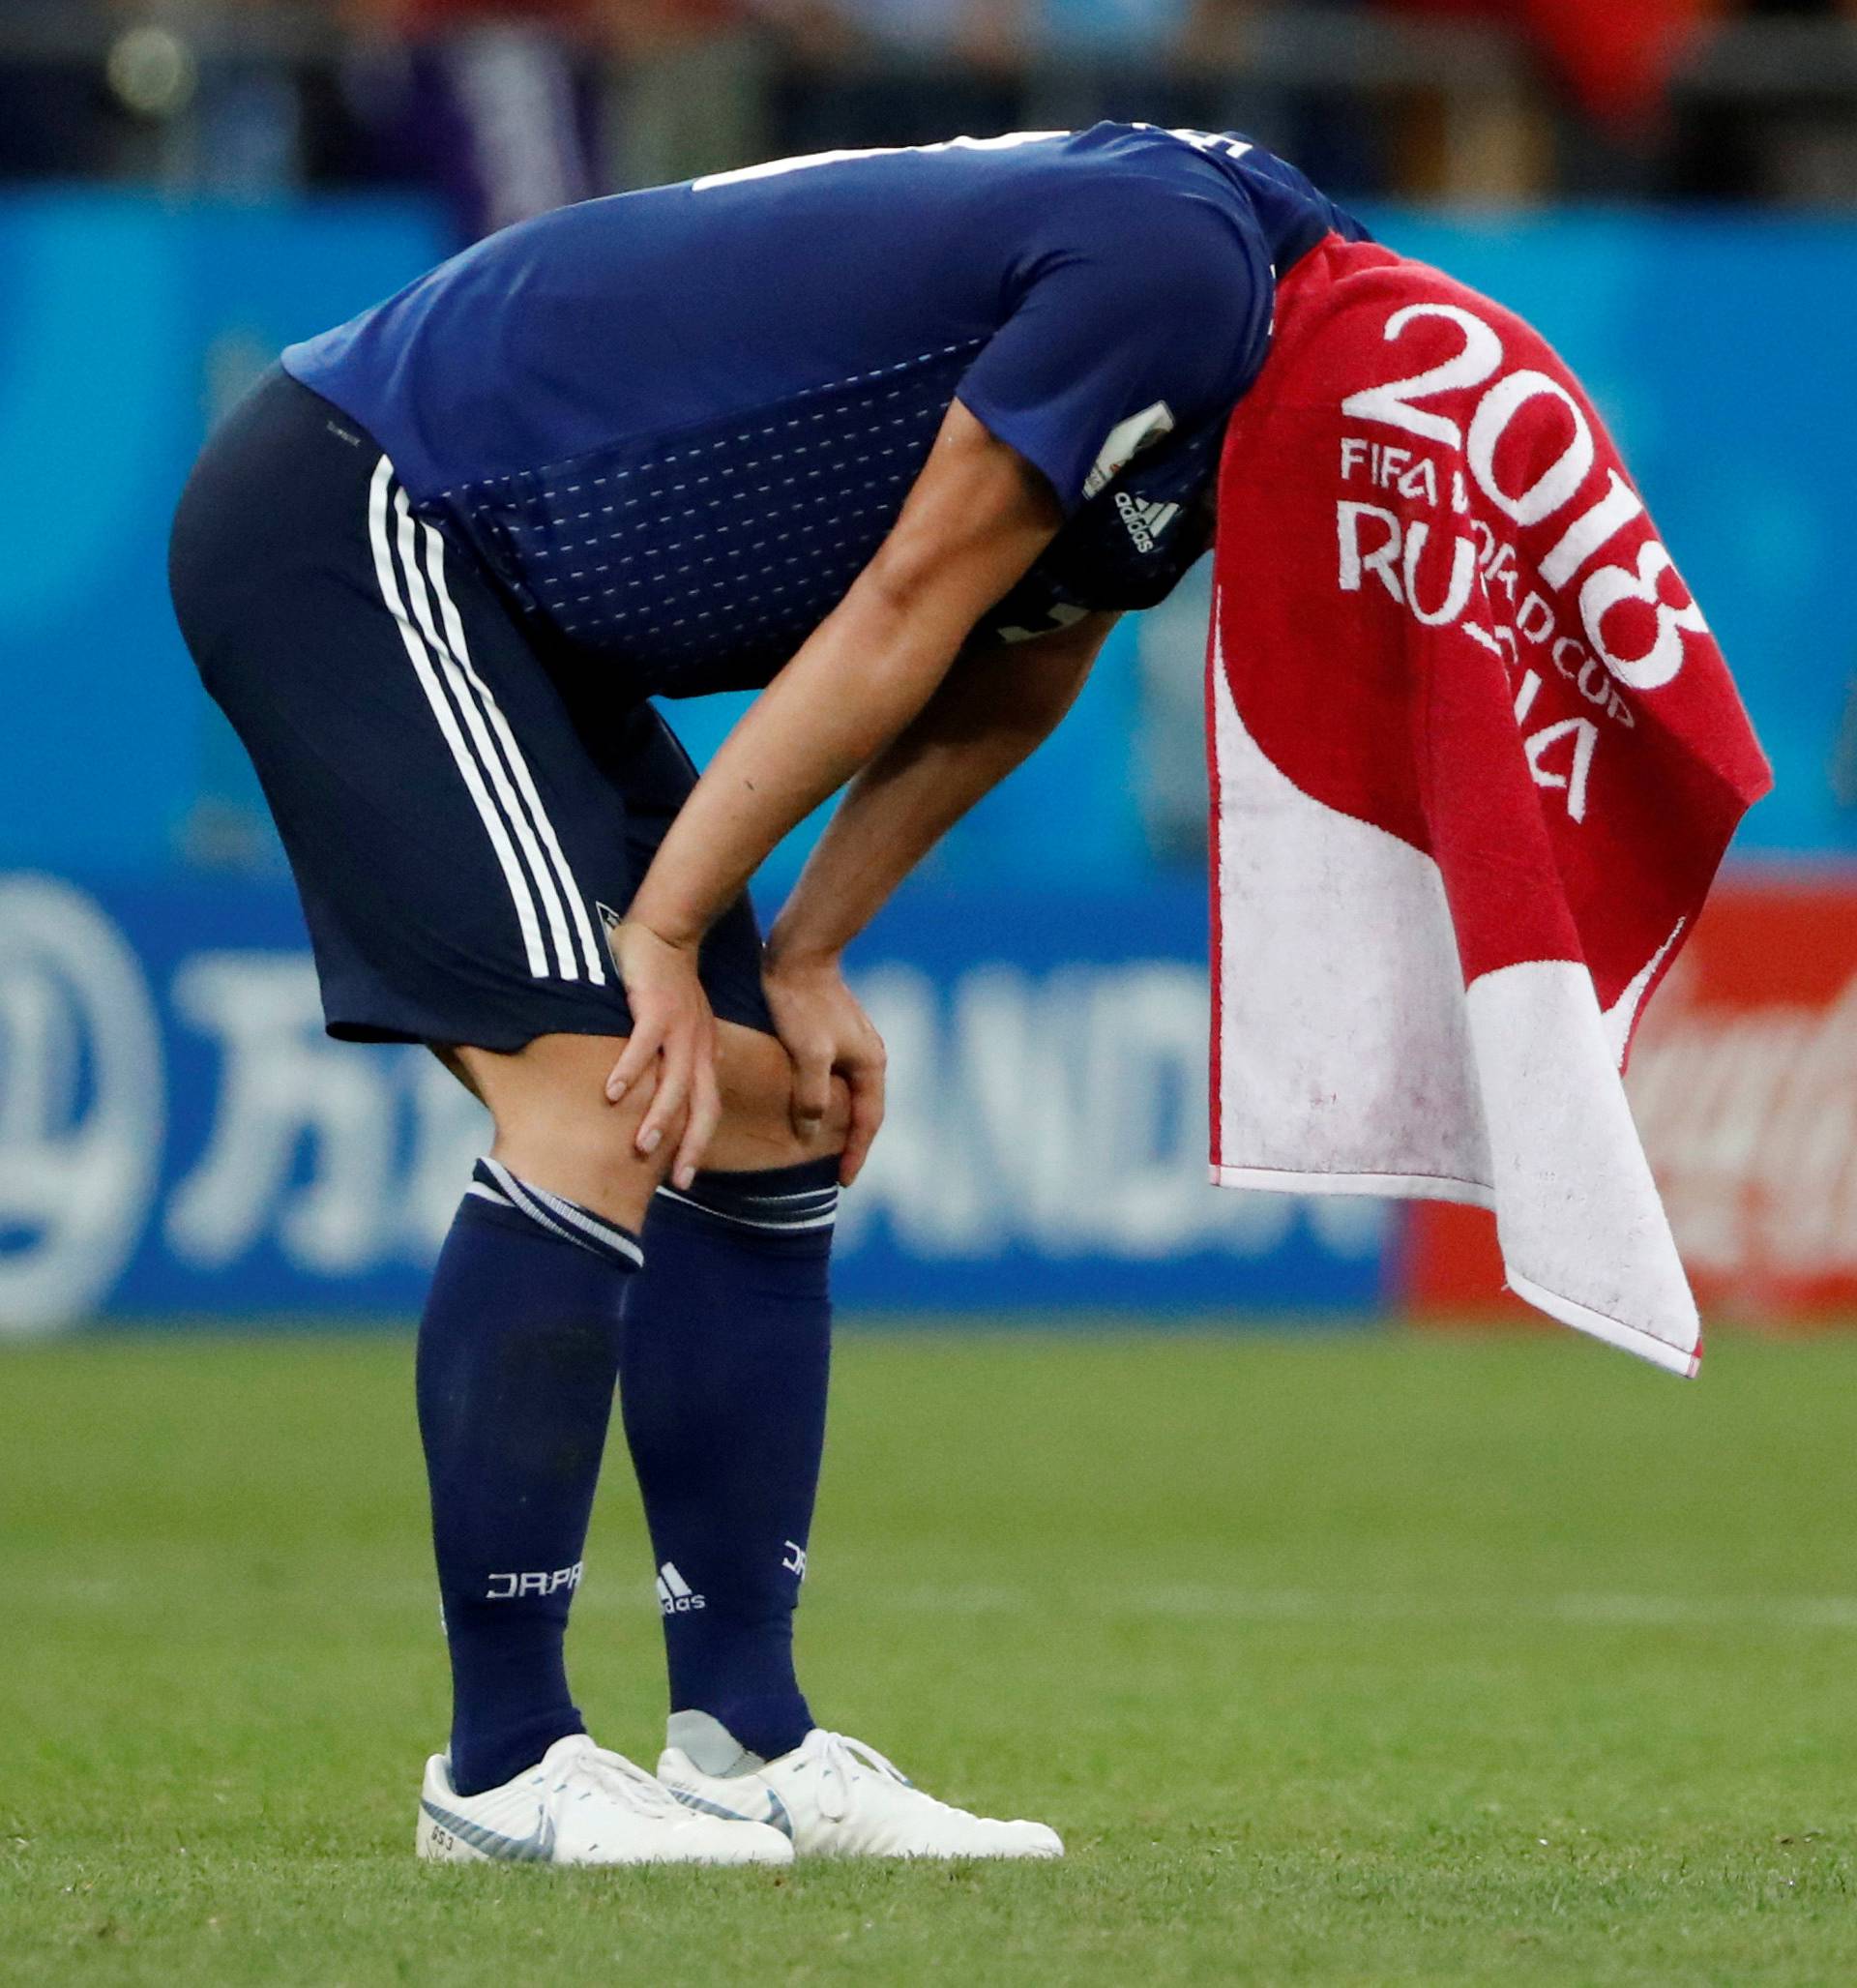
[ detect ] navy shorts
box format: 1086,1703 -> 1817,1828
169,369 -> 775,1052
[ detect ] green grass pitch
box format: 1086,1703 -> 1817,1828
4,1325 -> 1855,1985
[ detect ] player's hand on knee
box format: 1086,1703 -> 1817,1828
763,953 -> 887,1186
605,919 -> 722,1191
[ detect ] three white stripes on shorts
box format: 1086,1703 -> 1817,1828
366,458 -> 605,985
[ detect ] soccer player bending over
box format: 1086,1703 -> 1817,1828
170,123 -> 1364,1865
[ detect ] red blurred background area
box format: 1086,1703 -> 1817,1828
1407,875 -> 1857,1328
1387,0 -> 1721,124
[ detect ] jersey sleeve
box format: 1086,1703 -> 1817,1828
956,184 -> 1275,516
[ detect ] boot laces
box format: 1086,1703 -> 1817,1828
573,1745 -> 678,1819
815,1731 -> 913,1823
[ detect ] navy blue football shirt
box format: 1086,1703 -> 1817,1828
285,124 -> 1364,696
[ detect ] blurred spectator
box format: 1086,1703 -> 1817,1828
332,0 -> 607,237
753,0 -> 1023,157
1010,0 -> 1199,114
5,0 -> 1855,211
752,0 -> 1004,64
0,2 -> 111,181
601,0 -> 772,190
0,67 -> 109,182
1669,0 -> 1857,203
1164,2 -> 1396,195
1380,0 -> 1715,131
1033,0 -> 1199,59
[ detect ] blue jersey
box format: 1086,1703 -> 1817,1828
285,124 -> 1364,696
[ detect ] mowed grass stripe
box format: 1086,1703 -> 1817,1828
17,1570 -> 1857,1632
2,1327 -> 1854,1986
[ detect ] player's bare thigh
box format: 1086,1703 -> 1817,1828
438,1024 -> 851,1231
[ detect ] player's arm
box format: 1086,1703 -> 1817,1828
606,398 -> 1065,1185
759,610 -> 1118,1180
773,609 -> 1117,959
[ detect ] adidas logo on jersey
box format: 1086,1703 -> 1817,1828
657,1562 -> 706,1615
1114,491 -> 1180,553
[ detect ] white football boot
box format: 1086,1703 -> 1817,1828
658,1713 -> 1063,1860
416,1733 -> 793,1866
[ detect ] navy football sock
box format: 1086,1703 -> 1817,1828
619,1157 -> 839,1764
416,1159 -> 643,1797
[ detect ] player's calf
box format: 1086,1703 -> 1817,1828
423,1020 -> 849,1810
618,1021 -> 849,1765
418,1030 -> 671,1803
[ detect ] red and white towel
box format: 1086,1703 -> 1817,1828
1206,237 -> 1772,1375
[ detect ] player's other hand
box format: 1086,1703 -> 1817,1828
762,951 -> 887,1187
604,918 -> 722,1193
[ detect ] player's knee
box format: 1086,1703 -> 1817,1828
714,1025 -> 852,1167
452,1033 -> 680,1223
796,1073 -> 855,1155
518,1087 -> 681,1182
726,1073 -> 851,1169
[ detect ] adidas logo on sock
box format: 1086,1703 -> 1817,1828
1114,490 -> 1180,553
656,1562 -> 706,1615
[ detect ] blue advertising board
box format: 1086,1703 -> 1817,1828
0,191 -> 1851,892
3,189 -> 1850,1328
0,192 -> 448,875
0,871 -> 1394,1331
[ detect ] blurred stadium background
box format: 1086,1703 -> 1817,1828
4,4 -> 1857,1981
2,0 -> 1854,1336
1,0 -> 1854,1334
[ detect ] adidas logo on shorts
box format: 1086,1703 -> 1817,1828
1114,491 -> 1180,553
657,1562 -> 706,1615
